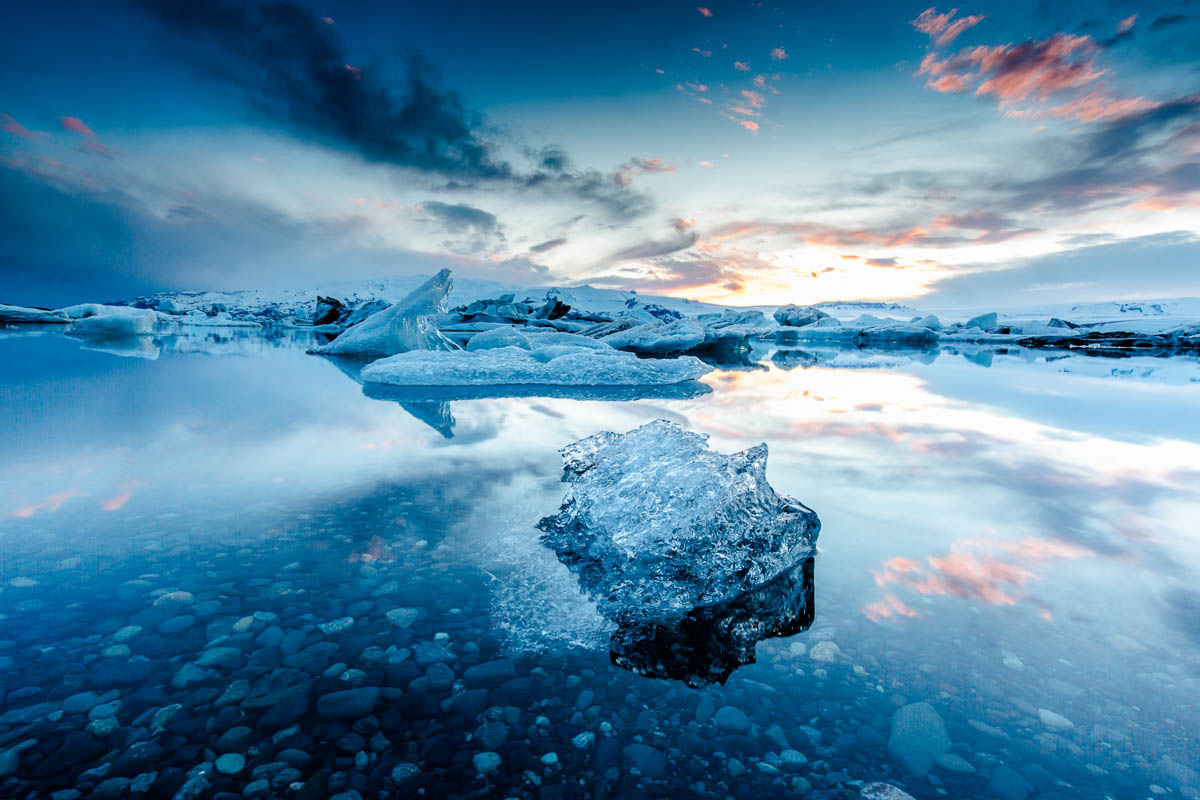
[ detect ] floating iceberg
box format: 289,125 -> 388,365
361,346 -> 711,387
600,319 -> 707,356
537,420 -> 820,623
312,269 -> 457,359
0,304 -> 70,324
466,326 -> 616,352
774,304 -> 831,327
700,308 -> 768,328
777,314 -> 938,348
59,304 -> 157,338
465,326 -> 533,351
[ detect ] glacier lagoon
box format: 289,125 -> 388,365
1,328 -> 1199,799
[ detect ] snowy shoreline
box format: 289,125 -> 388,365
4,273 -> 1199,379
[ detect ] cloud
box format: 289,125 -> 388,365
931,209 -> 1039,242
866,537 -> 1090,618
139,0 -> 513,180
922,231 -> 1200,305
734,61 -> 750,71
738,120 -> 760,132
912,7 -> 985,47
610,231 -> 698,261
769,47 -> 788,61
698,7 -> 713,17
57,116 -> 112,158
529,237 -> 567,253
60,116 -> 96,138
79,140 -> 113,159
11,489 -> 86,519
1150,13 -> 1186,31
533,146 -> 570,171
613,156 -> 677,185
1116,14 -> 1137,34
740,89 -> 765,109
418,200 -> 503,254
985,95 -> 1200,214
917,29 -> 1161,123
865,257 -> 905,268
0,113 -> 44,140
579,252 -> 750,294
705,210 -> 1040,252
137,0 -> 651,222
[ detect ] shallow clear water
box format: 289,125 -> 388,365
1,329 -> 1198,800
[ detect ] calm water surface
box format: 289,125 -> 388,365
1,329 -> 1198,800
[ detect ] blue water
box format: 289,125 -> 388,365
1,329 -> 1198,799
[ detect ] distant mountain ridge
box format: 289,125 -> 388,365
118,273 -> 1200,326
121,275 -> 735,321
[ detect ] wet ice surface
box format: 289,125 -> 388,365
1,329 -> 1199,800
538,420 -> 819,622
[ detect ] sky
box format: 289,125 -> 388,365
1,0 -> 1198,307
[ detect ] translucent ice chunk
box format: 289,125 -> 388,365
313,269 -> 457,359
360,347 -> 711,387
538,420 -> 820,622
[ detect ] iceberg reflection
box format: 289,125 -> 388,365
610,557 -> 816,687
361,379 -> 712,403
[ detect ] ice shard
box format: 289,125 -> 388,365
312,269 -> 457,359
537,420 -> 820,623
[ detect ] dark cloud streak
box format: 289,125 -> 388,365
138,0 -> 508,179
137,0 -> 652,220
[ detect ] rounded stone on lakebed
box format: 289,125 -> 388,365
621,743 -> 666,778
316,687 -> 380,719
887,701 -> 951,776
473,752 -> 502,773
215,753 -> 245,774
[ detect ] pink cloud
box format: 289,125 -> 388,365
912,7 -> 985,47
101,492 -> 132,511
1117,14 -> 1136,33
632,157 -> 675,173
321,16 -> 334,24
753,74 -> 766,88
769,47 -> 788,61
917,31 -> 1160,123
740,89 -> 766,108
613,157 -> 678,185
60,116 -> 96,138
698,7 -> 713,17
1042,93 -> 1161,122
344,64 -> 362,78
692,46 -> 713,58
863,593 -> 922,622
867,538 -> 1091,618
80,139 -> 112,159
1,113 -> 42,140
734,61 -> 750,71
12,489 -> 85,519
738,119 -> 759,132
699,160 -> 714,167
